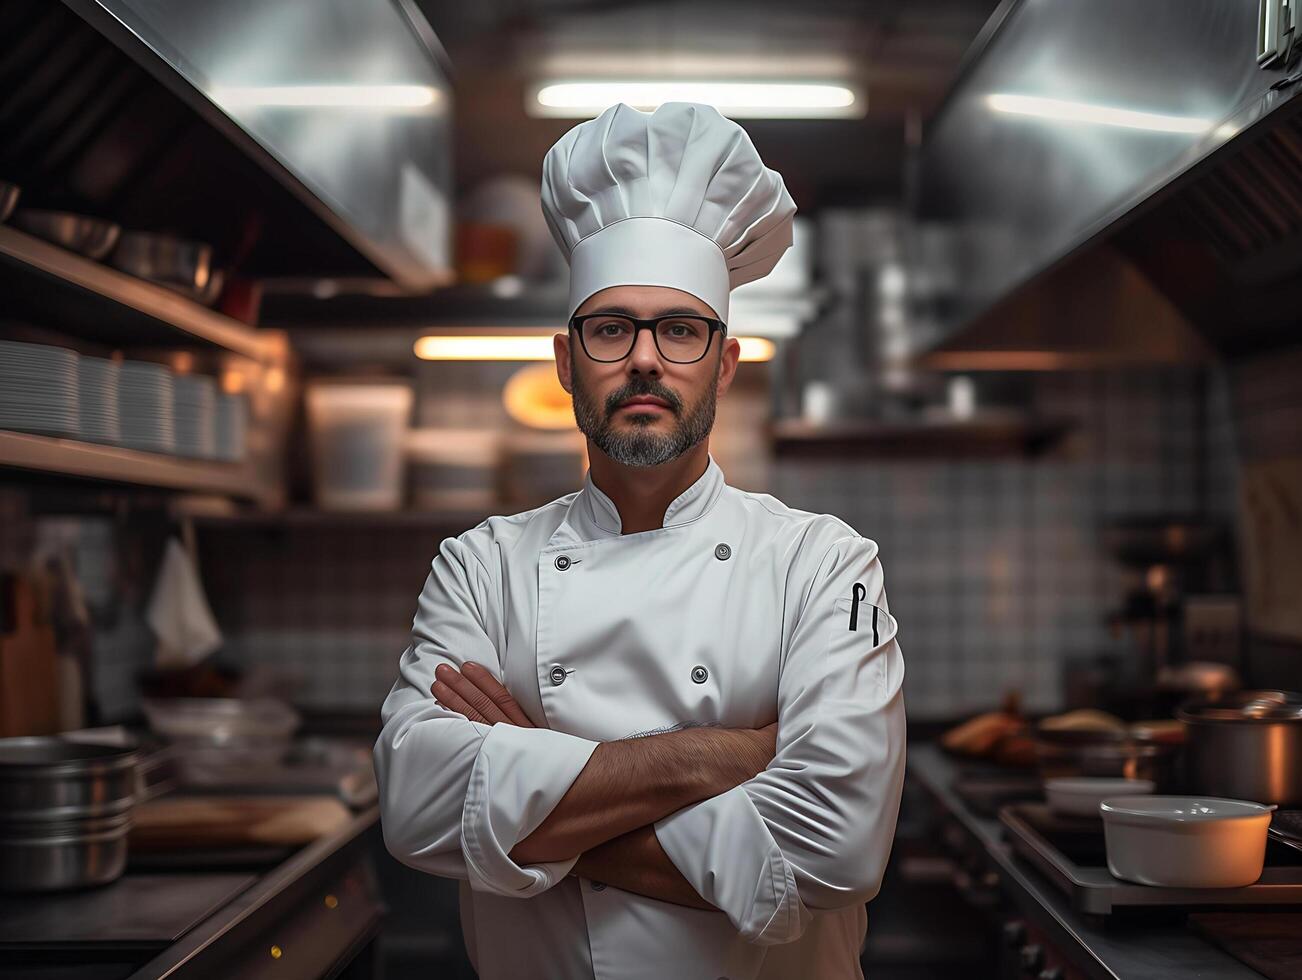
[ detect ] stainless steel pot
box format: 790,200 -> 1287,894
0,737 -> 140,891
0,737 -> 140,820
0,812 -> 132,892
1177,690 -> 1302,806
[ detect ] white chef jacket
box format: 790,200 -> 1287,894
373,453 -> 907,980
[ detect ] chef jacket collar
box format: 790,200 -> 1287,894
578,453 -> 725,536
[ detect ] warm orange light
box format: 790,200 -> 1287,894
221,369 -> 247,394
415,332 -> 774,362
264,366 -> 286,393
503,363 -> 575,430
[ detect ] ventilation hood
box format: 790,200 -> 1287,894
911,0 -> 1302,365
1,0 -> 453,290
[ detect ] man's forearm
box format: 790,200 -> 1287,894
572,824 -> 715,910
509,725 -> 772,865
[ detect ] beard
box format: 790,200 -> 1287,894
570,358 -> 719,468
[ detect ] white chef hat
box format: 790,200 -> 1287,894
541,102 -> 797,323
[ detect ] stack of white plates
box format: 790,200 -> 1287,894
0,340 -> 79,437
118,360 -> 174,453
77,355 -> 121,445
173,374 -> 217,458
215,392 -> 247,462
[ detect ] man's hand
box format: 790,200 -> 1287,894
431,662 -> 535,727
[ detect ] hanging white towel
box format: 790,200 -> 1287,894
146,536 -> 223,668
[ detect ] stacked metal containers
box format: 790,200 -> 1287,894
0,738 -> 140,891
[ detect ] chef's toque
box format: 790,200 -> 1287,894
540,102 -> 797,323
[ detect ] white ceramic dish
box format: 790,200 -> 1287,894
1100,795 -> 1276,888
1045,777 -> 1154,817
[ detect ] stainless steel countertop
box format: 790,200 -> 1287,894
908,743 -> 1266,980
122,803 -> 381,979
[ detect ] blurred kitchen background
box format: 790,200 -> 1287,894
2,1 -> 1301,978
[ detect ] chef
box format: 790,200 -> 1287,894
373,101 -> 907,980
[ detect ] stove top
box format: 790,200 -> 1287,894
1000,803 -> 1302,915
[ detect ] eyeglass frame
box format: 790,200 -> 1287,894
567,312 -> 728,364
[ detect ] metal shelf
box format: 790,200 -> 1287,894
0,430 -> 271,502
769,415 -> 1073,459
0,225 -> 274,362
189,506 -> 496,529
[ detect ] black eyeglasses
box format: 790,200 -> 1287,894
569,313 -> 727,364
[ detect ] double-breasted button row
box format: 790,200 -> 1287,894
556,546 -> 727,570
550,663 -> 707,686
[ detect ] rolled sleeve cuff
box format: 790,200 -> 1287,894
460,723 -> 599,898
654,784 -> 810,945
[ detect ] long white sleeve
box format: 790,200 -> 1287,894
654,533 -> 907,945
373,533 -> 599,898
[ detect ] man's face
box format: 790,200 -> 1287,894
554,285 -> 741,468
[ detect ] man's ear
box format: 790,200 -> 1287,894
715,336 -> 741,397
554,331 -> 573,393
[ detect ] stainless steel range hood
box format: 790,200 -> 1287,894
1,0 -> 454,290
911,0 -> 1302,364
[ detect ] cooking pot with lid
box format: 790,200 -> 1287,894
1177,690 -> 1302,806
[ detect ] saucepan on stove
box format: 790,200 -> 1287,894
1178,690 -> 1302,807
1032,711 -> 1185,791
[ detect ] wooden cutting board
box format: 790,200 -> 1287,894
128,795 -> 351,851
0,572 -> 61,737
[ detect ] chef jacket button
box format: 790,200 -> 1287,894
549,665 -> 569,686
714,543 -> 731,560
554,554 -> 571,571
591,880 -> 607,891
691,665 -> 709,684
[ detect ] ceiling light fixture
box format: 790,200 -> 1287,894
413,333 -> 774,362
211,84 -> 440,110
986,93 -> 1212,134
530,81 -> 862,118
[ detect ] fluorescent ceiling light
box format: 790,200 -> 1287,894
530,81 -> 862,118
212,85 -> 440,111
986,93 -> 1212,134
414,333 -> 774,362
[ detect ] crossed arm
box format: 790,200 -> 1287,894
431,661 -> 776,910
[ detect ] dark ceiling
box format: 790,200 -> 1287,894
415,0 -> 1000,210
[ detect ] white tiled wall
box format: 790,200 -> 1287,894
203,366 -> 1237,721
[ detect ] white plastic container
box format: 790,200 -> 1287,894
406,428 -> 501,510
1045,777 -> 1154,818
1100,795 -> 1276,888
306,380 -> 413,510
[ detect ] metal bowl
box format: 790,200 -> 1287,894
0,737 -> 140,821
141,697 -> 300,744
11,208 -> 121,260
108,231 -> 214,295
0,181 -> 19,223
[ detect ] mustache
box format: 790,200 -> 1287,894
607,383 -> 680,413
